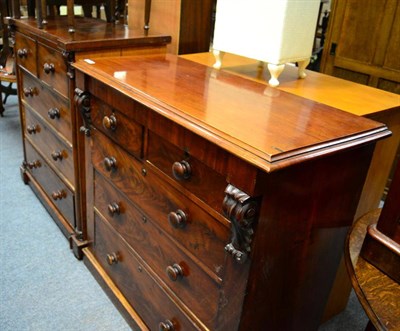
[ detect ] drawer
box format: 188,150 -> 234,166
91,95 -> 144,159
37,42 -> 68,98
147,130 -> 228,213
25,140 -> 75,228
148,111 -> 258,197
94,173 -> 220,326
24,106 -> 74,187
93,214 -> 200,331
92,130 -> 230,277
21,71 -> 72,143
15,32 -> 36,75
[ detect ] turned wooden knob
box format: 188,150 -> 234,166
23,87 -> 35,97
24,160 -> 41,169
159,320 -> 175,331
51,190 -> 66,200
108,202 -> 121,216
172,160 -> 191,180
166,263 -> 184,281
102,114 -> 117,131
17,48 -> 28,58
51,150 -> 63,161
48,108 -> 60,119
106,252 -> 119,265
26,124 -> 38,134
104,156 -> 117,171
168,210 -> 188,229
43,62 -> 55,74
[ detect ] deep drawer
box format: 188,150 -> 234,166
24,106 -> 74,187
91,129 -> 230,278
93,213 -> 200,331
90,95 -> 144,159
15,32 -> 36,75
21,70 -> 72,143
25,140 -> 75,228
94,172 -> 220,326
37,42 -> 68,98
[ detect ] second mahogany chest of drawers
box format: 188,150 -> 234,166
10,16 -> 170,251
73,54 -> 390,330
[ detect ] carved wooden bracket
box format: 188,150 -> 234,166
62,51 -> 75,80
223,184 -> 259,264
74,88 -> 92,136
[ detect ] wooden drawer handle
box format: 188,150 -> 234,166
166,263 -> 184,281
48,108 -> 60,119
24,160 -> 41,169
108,202 -> 121,216
168,209 -> 188,229
51,150 -> 63,161
172,160 -> 191,180
104,156 -> 117,172
17,48 -> 28,58
102,114 -> 117,131
52,190 -> 66,200
106,252 -> 119,265
43,63 -> 55,74
26,124 -> 39,134
159,320 -> 175,331
23,87 -> 35,97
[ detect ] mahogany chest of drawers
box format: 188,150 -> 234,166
10,17 -> 170,248
73,54 -> 390,330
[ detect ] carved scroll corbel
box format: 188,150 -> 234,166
62,51 -> 75,80
74,88 -> 92,136
223,184 -> 259,264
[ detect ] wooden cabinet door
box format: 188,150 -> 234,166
321,0 -> 400,94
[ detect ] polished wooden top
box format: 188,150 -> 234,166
181,52 -> 400,117
7,17 -> 171,51
345,209 -> 400,330
73,54 -> 390,172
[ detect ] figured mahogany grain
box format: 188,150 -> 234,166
91,129 -> 230,276
93,214 -> 200,331
73,55 -> 389,173
25,140 -> 75,228
94,172 -> 221,327
21,70 -> 72,143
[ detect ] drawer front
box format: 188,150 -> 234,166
92,130 -> 230,276
37,43 -> 68,98
94,173 -> 220,326
25,140 -> 75,227
15,32 -> 36,75
91,96 -> 144,159
24,106 -> 74,186
21,71 -> 72,143
93,214 -> 200,331
148,111 -> 258,196
148,130 -> 228,213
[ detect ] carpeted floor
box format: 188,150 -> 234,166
0,91 -> 369,330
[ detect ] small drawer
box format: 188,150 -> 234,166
24,106 -> 74,187
93,214 -> 200,331
21,71 -> 71,143
91,95 -> 144,159
94,173 -> 220,327
147,131 -> 228,213
25,140 -> 75,228
15,32 -> 36,75
92,130 -> 230,277
37,42 -> 68,98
